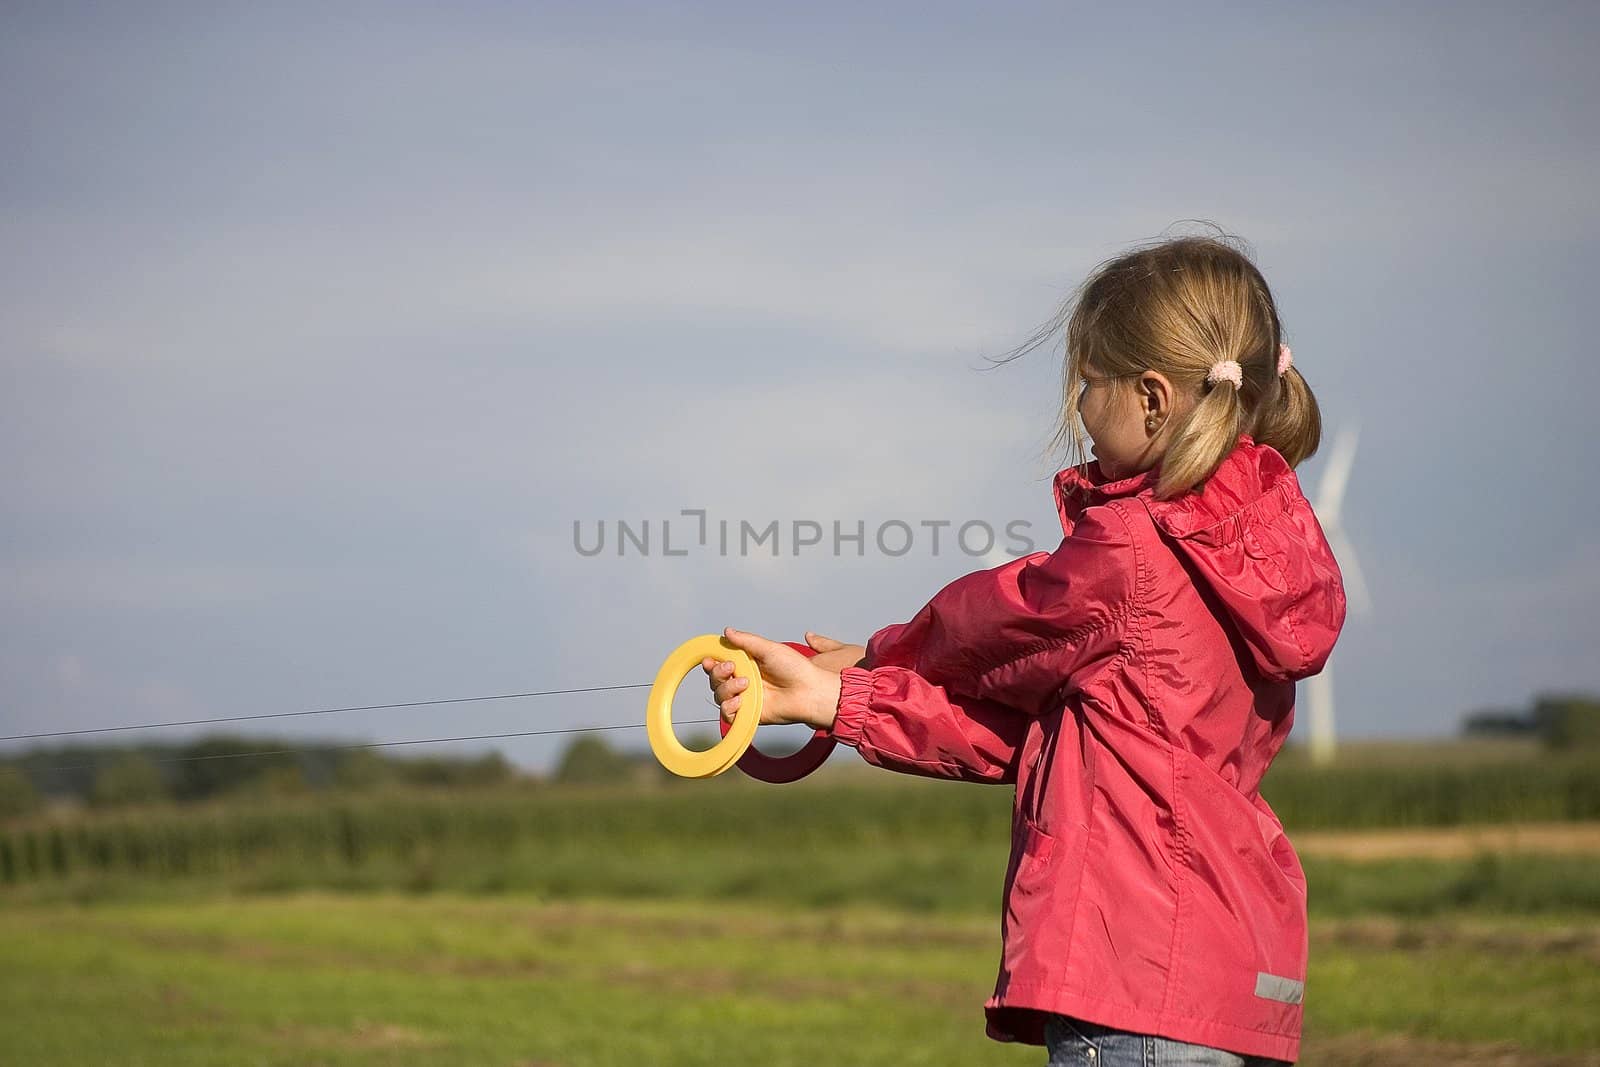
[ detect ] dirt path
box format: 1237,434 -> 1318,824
1293,821 -> 1600,860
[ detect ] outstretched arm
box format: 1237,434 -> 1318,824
858,508 -> 1138,717
713,506 -> 1134,783
827,665 -> 1026,785
708,629 -> 1025,784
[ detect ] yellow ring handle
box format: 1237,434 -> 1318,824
646,634 -> 764,779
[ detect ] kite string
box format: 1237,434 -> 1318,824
0,682 -> 657,743
5,677 -> 742,775
31,717 -> 729,774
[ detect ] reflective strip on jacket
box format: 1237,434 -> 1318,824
827,436 -> 1347,1063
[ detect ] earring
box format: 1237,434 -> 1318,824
1146,415 -> 1160,432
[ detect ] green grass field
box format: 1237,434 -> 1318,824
4,751 -> 1600,1064
2,893 -> 1598,1066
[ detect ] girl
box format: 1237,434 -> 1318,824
705,233 -> 1345,1066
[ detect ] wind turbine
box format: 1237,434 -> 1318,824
1306,424 -> 1371,765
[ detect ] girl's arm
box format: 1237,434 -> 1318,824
860,506 -> 1138,717
716,508 -> 1136,783
711,632 -> 1028,785
826,667 -> 1026,784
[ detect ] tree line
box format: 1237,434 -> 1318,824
1460,691 -> 1600,748
0,728 -> 720,820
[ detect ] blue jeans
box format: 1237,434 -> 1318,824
1044,1014 -> 1293,1066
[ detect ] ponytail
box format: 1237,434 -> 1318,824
1251,363 -> 1322,467
1160,357 -> 1324,498
1157,371 -> 1248,499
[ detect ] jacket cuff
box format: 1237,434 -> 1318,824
828,666 -> 876,747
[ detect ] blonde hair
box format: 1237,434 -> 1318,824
994,225 -> 1322,500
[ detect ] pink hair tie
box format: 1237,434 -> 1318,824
1277,343 -> 1293,377
1206,359 -> 1243,389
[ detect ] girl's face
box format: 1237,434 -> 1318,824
1079,362 -> 1181,480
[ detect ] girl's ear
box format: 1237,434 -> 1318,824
1139,370 -> 1175,419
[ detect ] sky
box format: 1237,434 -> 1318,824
3,2 -> 1597,774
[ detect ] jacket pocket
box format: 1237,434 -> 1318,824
1015,813 -> 1057,896
1000,807 -> 1077,991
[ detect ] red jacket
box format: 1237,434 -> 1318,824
827,436 -> 1345,1062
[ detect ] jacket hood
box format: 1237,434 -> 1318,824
1053,436 -> 1347,682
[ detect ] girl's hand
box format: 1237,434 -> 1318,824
802,631 -> 868,673
701,627 -> 842,731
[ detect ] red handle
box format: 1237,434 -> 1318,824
715,640 -> 839,784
